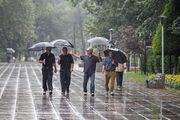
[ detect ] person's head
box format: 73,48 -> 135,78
86,47 -> 93,56
46,47 -> 52,53
108,51 -> 113,58
62,47 -> 68,54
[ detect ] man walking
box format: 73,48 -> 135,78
39,47 -> 57,95
71,47 -> 101,96
102,51 -> 117,96
58,47 -> 74,95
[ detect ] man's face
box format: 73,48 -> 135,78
62,48 -> 68,54
87,49 -> 93,55
108,51 -> 113,58
46,47 -> 52,53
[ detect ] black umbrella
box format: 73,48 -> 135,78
104,48 -> 127,64
28,42 -> 55,51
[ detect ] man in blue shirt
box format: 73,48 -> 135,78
102,51 -> 117,96
71,47 -> 101,96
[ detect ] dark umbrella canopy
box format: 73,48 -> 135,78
51,39 -> 74,48
28,42 -> 55,51
104,48 -> 127,64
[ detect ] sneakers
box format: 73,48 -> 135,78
110,92 -> 114,96
43,91 -> 46,95
117,86 -> 121,90
91,93 -> 94,96
49,91 -> 53,95
84,92 -> 87,96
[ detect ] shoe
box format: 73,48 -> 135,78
49,91 -> 53,95
91,93 -> 94,96
84,92 -> 87,96
110,92 -> 114,96
61,92 -> 65,96
67,88 -> 69,94
43,91 -> 46,95
117,86 -> 121,90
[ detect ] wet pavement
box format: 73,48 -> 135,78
0,63 -> 180,120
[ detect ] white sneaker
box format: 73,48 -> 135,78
84,92 -> 87,96
117,86 -> 121,90
110,92 -> 114,96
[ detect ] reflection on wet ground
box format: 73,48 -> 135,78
0,63 -> 180,120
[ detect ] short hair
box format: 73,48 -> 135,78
62,47 -> 68,51
86,47 -> 93,51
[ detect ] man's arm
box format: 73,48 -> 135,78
102,58 -> 106,73
57,55 -> 61,65
71,53 -> 81,58
53,55 -> 57,73
53,63 -> 57,73
70,63 -> 74,72
70,55 -> 74,72
39,54 -> 45,64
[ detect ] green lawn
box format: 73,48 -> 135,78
124,72 -> 148,84
125,72 -> 180,93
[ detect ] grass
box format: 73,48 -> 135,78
125,71 -> 180,94
124,72 -> 148,84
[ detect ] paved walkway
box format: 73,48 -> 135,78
0,63 -> 180,120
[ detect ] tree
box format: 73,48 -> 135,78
0,0 -> 35,60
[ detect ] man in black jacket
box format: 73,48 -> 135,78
58,47 -> 74,95
39,47 -> 57,95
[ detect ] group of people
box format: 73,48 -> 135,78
39,47 -> 125,96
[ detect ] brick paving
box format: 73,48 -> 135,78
0,63 -> 180,120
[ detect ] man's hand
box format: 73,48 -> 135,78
70,68 -> 73,72
54,68 -> 57,73
57,59 -> 61,65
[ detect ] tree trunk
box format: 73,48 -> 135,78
134,53 -> 136,73
73,23 -> 76,53
173,55 -> 179,74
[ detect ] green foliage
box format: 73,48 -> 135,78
0,0 -> 35,58
124,72 -> 148,84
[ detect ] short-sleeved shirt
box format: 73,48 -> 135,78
80,55 -> 99,74
39,52 -> 55,68
59,54 -> 74,71
103,57 -> 116,71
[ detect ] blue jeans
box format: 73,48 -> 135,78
83,72 -> 95,93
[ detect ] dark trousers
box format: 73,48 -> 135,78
60,70 -> 71,93
116,72 -> 124,86
83,72 -> 95,93
42,68 -> 53,91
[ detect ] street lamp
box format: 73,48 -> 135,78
109,28 -> 114,42
159,15 -> 167,75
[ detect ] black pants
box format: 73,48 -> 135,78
42,68 -> 53,91
116,72 -> 124,86
60,70 -> 71,93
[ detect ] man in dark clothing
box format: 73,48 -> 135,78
71,47 -> 101,96
58,47 -> 74,95
39,47 -> 57,95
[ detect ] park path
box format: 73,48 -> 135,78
0,63 -> 180,120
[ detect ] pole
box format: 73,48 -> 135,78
161,24 -> 164,75
110,31 -> 112,42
